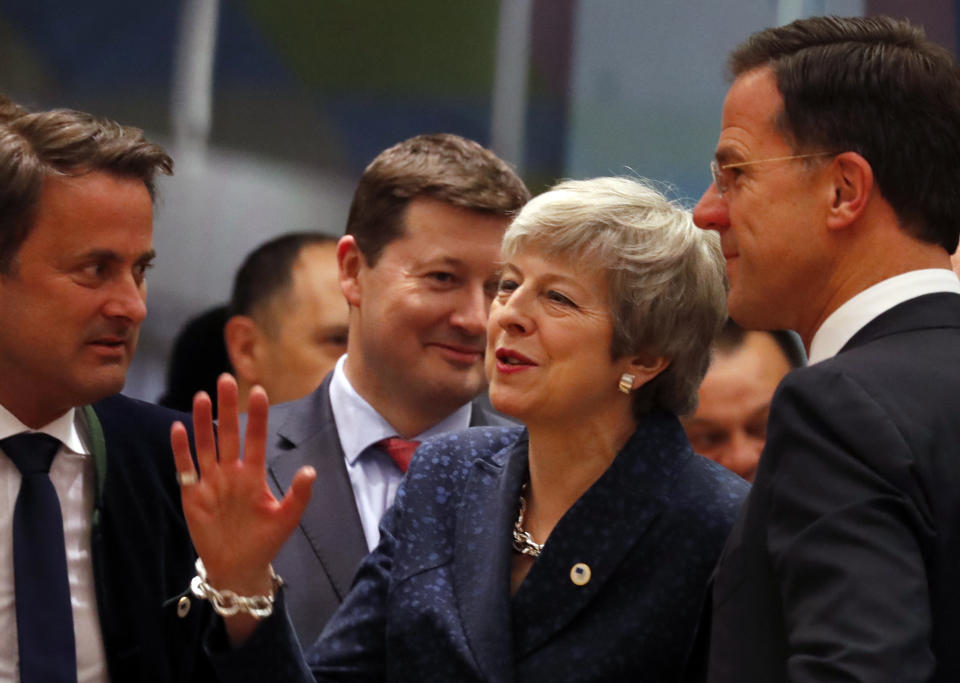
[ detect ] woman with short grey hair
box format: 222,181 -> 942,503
173,176 -> 748,682
503,176 -> 728,417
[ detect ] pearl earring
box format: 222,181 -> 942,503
618,373 -> 635,394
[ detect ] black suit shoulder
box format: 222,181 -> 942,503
710,302 -> 960,682
94,391 -> 191,427
89,394 -> 210,682
774,317 -> 960,486
91,393 -> 193,527
94,393 -> 191,472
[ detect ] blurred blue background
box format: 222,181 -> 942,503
0,0 -> 953,399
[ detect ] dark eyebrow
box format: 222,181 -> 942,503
82,248 -> 156,264
714,147 -> 745,167
420,256 -> 464,269
83,249 -> 123,264
501,263 -> 587,294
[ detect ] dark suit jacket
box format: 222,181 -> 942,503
261,373 -> 515,648
210,414 -> 748,682
707,293 -> 960,682
87,394 -> 210,681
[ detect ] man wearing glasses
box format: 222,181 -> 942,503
693,15 -> 960,683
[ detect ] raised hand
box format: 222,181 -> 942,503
170,374 -> 315,642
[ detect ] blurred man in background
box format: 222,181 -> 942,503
225,233 -> 347,413
683,321 -> 802,481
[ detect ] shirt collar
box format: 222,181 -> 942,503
0,403 -> 89,455
328,355 -> 473,465
808,268 -> 960,364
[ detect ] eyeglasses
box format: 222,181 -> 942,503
710,152 -> 835,196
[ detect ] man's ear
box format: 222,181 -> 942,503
337,235 -> 365,308
826,151 -> 874,231
223,315 -> 262,385
624,352 -> 671,390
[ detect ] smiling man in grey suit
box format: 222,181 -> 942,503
263,133 -> 529,647
693,16 -> 960,682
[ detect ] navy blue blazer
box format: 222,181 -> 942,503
88,394 -> 211,682
261,372 -> 516,647
707,293 -> 960,682
210,412 -> 748,682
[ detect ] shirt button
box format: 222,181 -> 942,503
570,562 -> 591,586
177,596 -> 191,618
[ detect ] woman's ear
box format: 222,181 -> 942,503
826,151 -> 874,231
624,352 -> 670,390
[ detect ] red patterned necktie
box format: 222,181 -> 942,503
377,438 -> 421,473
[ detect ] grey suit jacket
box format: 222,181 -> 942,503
258,372 -> 514,649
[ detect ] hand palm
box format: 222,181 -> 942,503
171,375 -> 315,592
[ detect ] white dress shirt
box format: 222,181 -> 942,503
0,404 -> 108,682
329,355 -> 472,550
808,268 -> 960,364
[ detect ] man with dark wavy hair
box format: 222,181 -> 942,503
0,105 -> 211,680
693,16 -> 960,682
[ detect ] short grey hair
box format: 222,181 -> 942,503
501,176 -> 727,417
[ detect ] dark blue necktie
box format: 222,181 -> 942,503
1,433 -> 77,683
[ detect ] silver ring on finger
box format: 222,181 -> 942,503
177,471 -> 199,487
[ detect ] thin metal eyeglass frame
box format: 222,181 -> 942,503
710,152 -> 836,196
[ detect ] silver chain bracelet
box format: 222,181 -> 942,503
189,558 -> 284,619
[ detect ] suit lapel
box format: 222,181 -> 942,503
267,378 -> 368,600
841,291 -> 960,352
453,436 -> 528,683
511,412 -> 687,656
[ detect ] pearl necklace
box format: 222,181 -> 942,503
511,484 -> 544,558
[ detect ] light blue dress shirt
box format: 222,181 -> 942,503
328,355 -> 472,550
